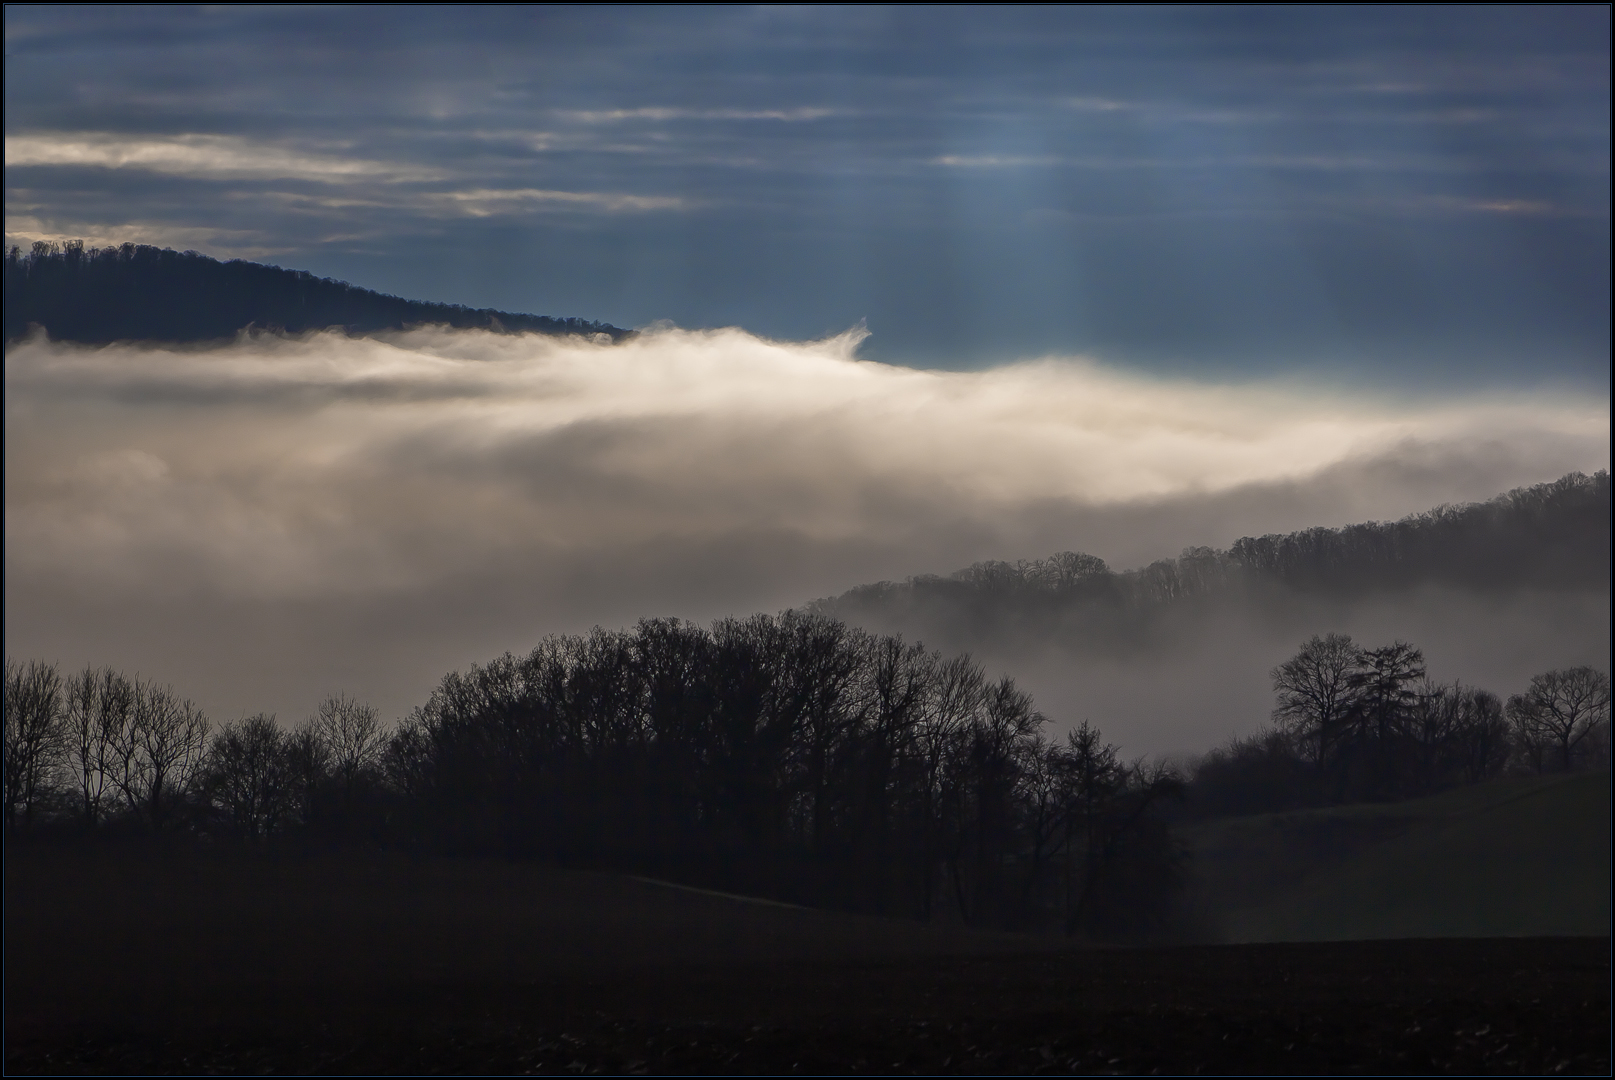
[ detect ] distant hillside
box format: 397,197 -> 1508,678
3,240 -> 626,345
813,471 -> 1611,648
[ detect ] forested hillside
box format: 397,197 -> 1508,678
3,240 -> 625,344
814,471 -> 1610,646
4,615 -> 1188,939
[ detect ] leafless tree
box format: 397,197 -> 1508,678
1060,738 -> 1184,940
4,659 -> 65,830
61,666 -> 133,827
108,678 -> 209,829
1058,720 -> 1121,934
1271,633 -> 1362,768
1507,667 -> 1611,772
774,612 -> 868,857
1506,699 -> 1551,774
948,676 -> 1041,926
1343,641 -> 1426,795
386,612 -> 1191,933
285,718 -> 331,824
205,714 -> 292,841
1014,733 -> 1067,913
1446,685 -> 1510,783
314,692 -> 383,810
912,651 -> 981,920
1407,680 -> 1460,792
1025,550 -> 1110,592
381,712 -> 434,802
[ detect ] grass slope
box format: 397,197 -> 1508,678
1184,770 -> 1611,942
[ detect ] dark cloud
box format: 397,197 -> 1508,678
5,6 -> 1608,383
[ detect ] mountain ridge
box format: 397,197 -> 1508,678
811,470 -> 1611,646
3,240 -> 627,345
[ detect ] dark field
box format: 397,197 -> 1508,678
6,849 -> 1608,1075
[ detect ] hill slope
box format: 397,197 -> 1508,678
3,240 -> 625,344
1184,770 -> 1612,942
814,471 -> 1611,648
807,472 -> 1610,755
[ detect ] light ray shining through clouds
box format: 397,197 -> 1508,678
5,5 -> 1608,381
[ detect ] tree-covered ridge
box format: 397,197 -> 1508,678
4,614 -> 1188,939
816,471 -> 1611,631
8,617 -> 1605,935
3,240 -> 627,345
1226,470 -> 1610,592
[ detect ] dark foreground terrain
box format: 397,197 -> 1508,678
1184,771 -> 1611,943
6,849 -> 1608,1075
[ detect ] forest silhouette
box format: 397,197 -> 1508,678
6,477 -> 1609,940
3,247 -> 1607,939
815,470 -> 1610,649
3,241 -> 625,345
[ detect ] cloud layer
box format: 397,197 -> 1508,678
5,7 -> 1608,378
6,326 -> 1607,747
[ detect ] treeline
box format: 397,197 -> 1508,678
0,664 -> 382,840
1228,471 -> 1610,592
2,616 -> 1188,940
7,622 -> 1606,935
1187,635 -> 1610,818
816,471 -> 1610,640
3,240 -> 626,345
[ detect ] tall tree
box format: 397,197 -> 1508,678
205,715 -> 293,842
1507,668 -> 1611,772
1059,720 -> 1121,935
1447,686 -> 1509,784
4,659 -> 64,831
107,679 -> 209,829
1348,642 -> 1426,795
314,692 -> 384,812
1270,633 -> 1362,770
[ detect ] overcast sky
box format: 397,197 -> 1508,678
4,7 -> 1610,749
6,5 -> 1609,384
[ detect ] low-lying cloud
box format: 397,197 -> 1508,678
5,326 -> 1607,747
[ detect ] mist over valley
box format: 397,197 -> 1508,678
5,264 -> 1606,754
817,473 -> 1610,756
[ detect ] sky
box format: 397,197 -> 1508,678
5,5 -> 1609,384
4,7 -> 1610,751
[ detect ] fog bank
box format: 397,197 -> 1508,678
6,326 -> 1607,749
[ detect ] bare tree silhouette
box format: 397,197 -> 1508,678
4,658 -> 65,831
1508,668 -> 1612,772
